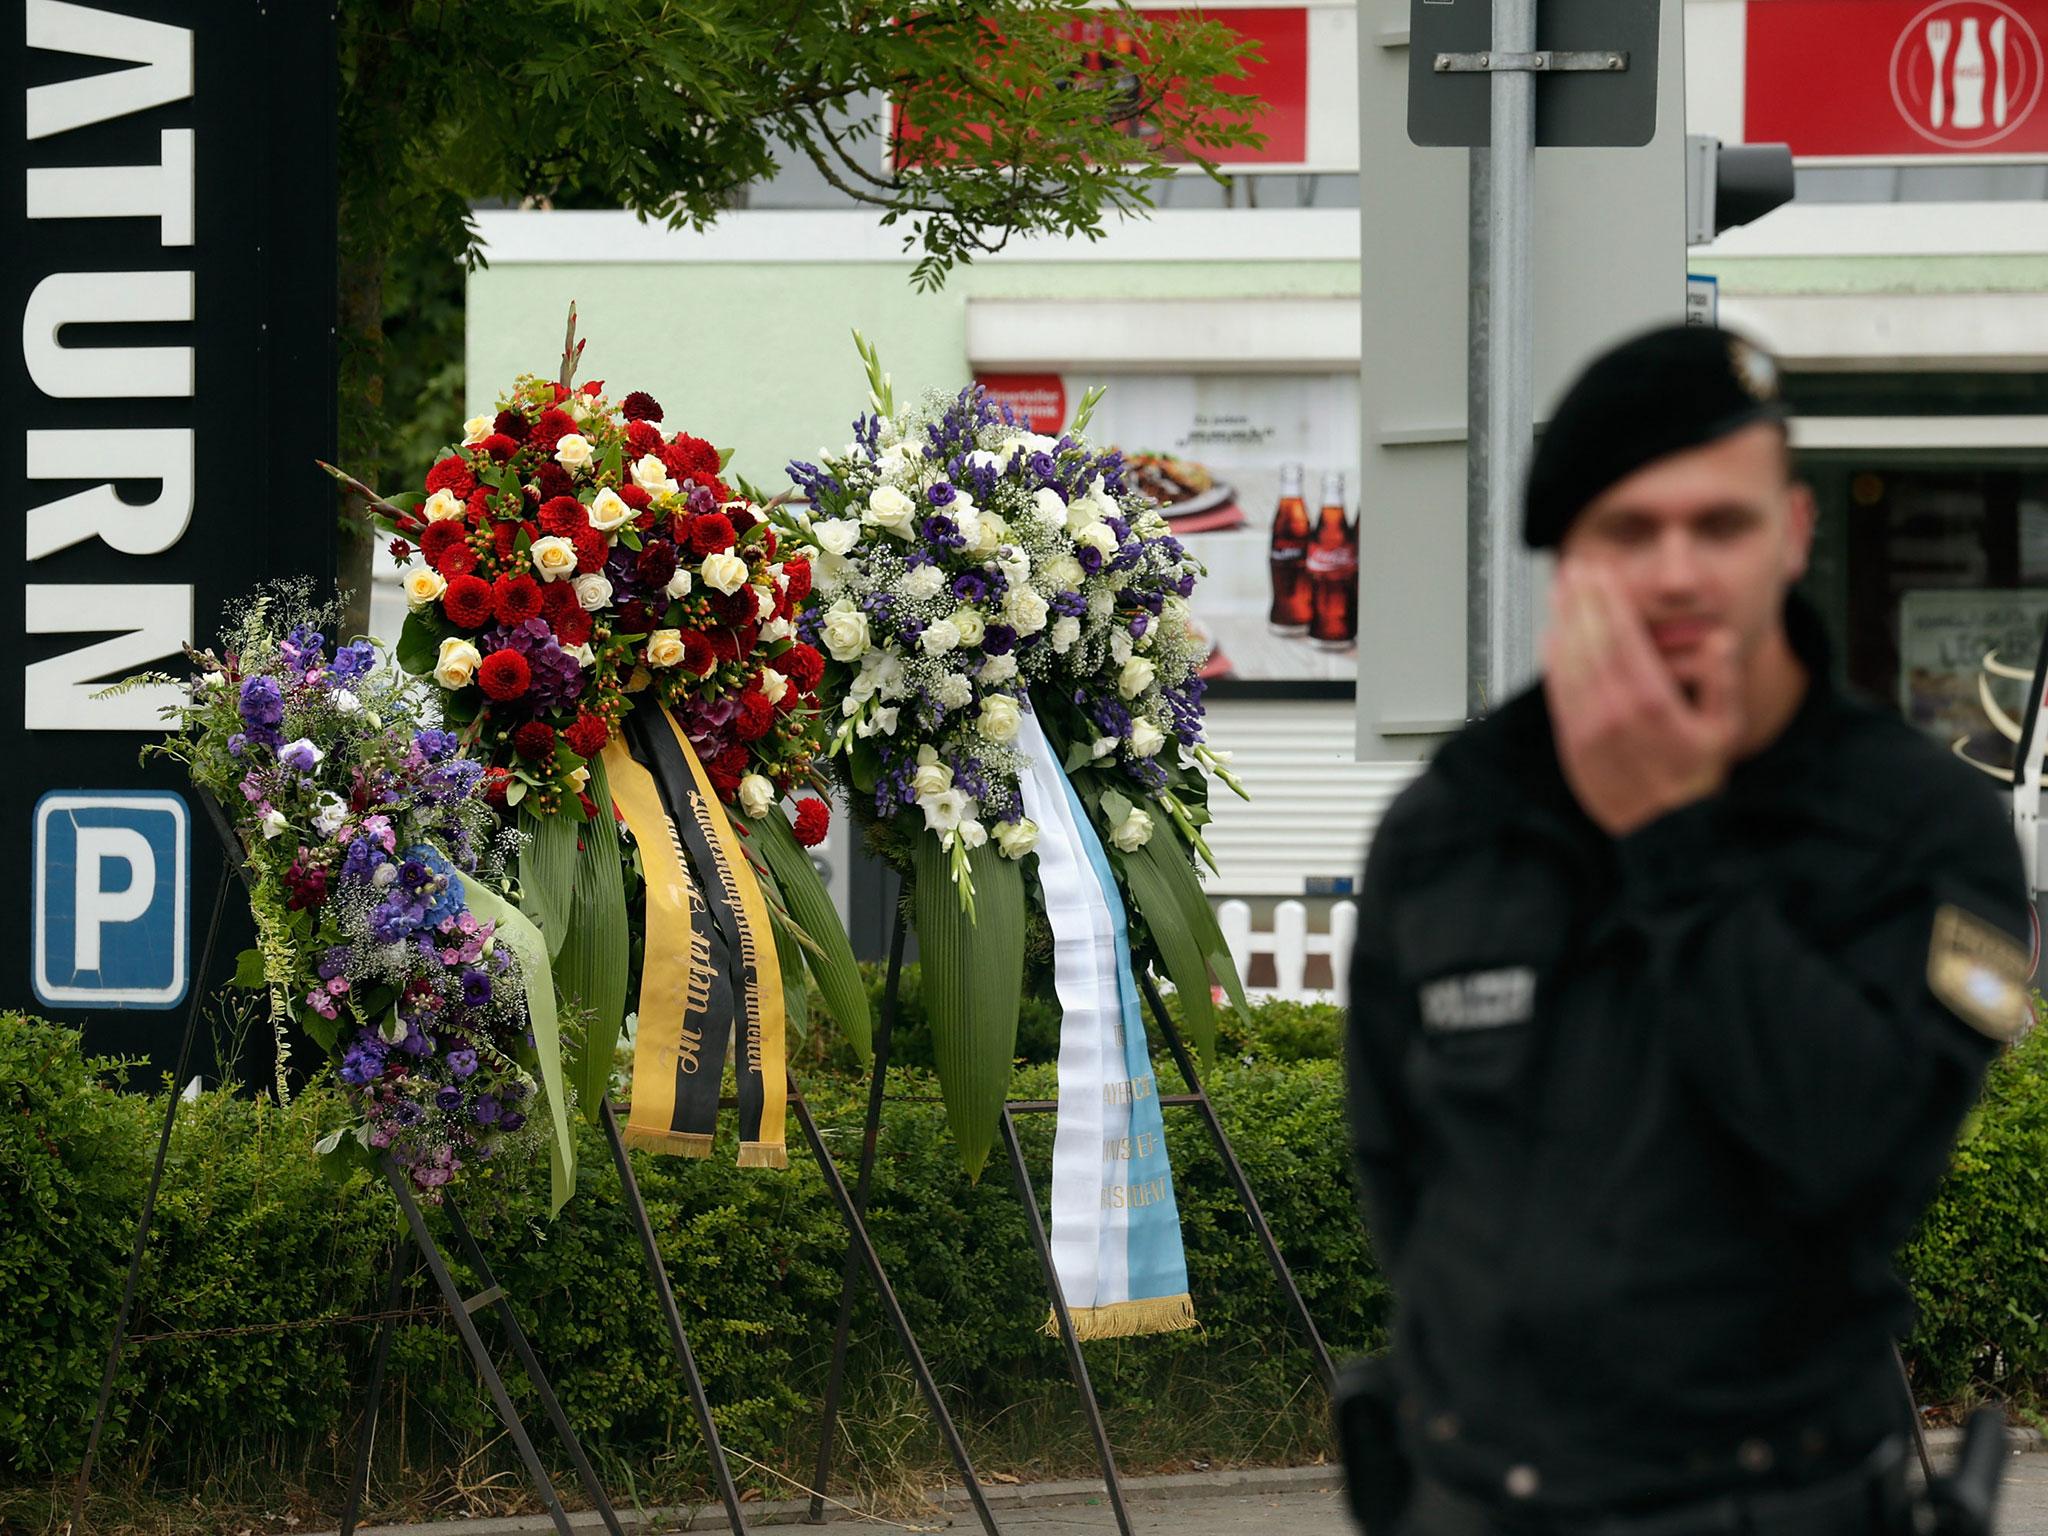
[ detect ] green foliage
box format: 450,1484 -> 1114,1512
913,836 -> 1025,1179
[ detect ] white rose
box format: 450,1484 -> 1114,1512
530,535 -> 578,582
631,453 -> 678,495
738,774 -> 776,820
573,573 -> 614,612
1049,616 -> 1082,655
755,586 -> 776,621
571,643 -> 598,669
1005,586 -> 1050,636
434,637 -> 482,689
312,794 -> 349,836
759,668 -> 790,705
911,750 -> 953,800
700,551 -> 749,595
1030,487 -> 1069,530
422,488 -> 466,524
995,818 -> 1039,860
403,566 -> 448,610
759,615 -> 793,643
587,487 -> 633,533
899,564 -> 945,600
949,607 -> 987,648
813,518 -> 862,557
978,694 -> 1022,744
957,818 -> 989,850
646,629 -> 685,669
821,599 -> 871,662
865,484 -> 918,536
665,568 -> 694,601
332,689 -> 362,715
554,433 -> 595,471
462,413 -> 494,446
1110,807 -> 1155,852
921,786 -> 970,835
921,616 -> 962,657
1043,555 -> 1085,591
1074,522 -> 1118,557
1128,717 -> 1167,758
1118,656 -> 1157,698
260,808 -> 289,841
979,653 -> 1018,685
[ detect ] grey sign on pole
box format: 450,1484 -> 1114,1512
1409,0 -> 1662,149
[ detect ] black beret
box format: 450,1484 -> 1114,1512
1523,324 -> 1787,549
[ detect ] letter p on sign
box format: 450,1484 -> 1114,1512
34,792 -> 189,1008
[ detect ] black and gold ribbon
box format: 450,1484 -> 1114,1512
605,707 -> 787,1167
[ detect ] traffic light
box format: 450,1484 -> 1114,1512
1685,135 -> 1795,246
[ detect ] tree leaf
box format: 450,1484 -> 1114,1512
746,807 -> 870,1061
913,835 -> 1024,1179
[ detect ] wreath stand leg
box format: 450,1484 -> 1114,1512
336,1236 -> 413,1536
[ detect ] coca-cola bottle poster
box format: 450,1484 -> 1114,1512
977,371 -> 1361,687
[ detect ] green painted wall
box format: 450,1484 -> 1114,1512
466,259 -> 1358,496
1689,253 -> 2048,295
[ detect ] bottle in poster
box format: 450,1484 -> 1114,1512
1268,462 -> 1312,634
1307,471 -> 1359,650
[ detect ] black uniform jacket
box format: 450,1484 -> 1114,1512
1346,600 -> 2029,1515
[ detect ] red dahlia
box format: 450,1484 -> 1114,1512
624,420 -> 663,455
493,409 -> 529,442
512,720 -> 556,761
570,526 -> 607,574
541,580 -> 580,626
426,456 -> 477,498
614,600 -> 656,635
431,540 -> 479,578
564,713 -> 610,758
781,556 -> 813,604
728,505 -> 759,536
482,766 -> 513,807
553,608 -> 594,647
493,574 -> 544,627
479,433 -> 519,464
791,799 -> 831,848
713,589 -> 756,627
708,629 -> 741,665
477,650 -> 531,702
779,642 -> 824,692
669,432 -> 720,475
533,407 -> 578,451
680,631 -> 717,675
538,496 -> 585,539
442,574 -> 494,630
688,514 -> 736,556
536,463 -> 575,500
621,391 -> 663,423
421,520 -> 469,564
491,521 -> 519,562
734,691 -> 775,742
618,483 -> 652,510
634,541 -> 677,590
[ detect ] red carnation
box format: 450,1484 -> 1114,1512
493,574 -> 544,627
635,541 -> 678,590
735,691 -> 775,742
512,720 -> 556,761
708,629 -> 741,666
553,608 -> 594,647
625,420 -> 663,455
465,486 -> 493,525
708,744 -> 750,797
491,521 -> 519,563
442,574 -> 494,630
781,556 -> 813,604
791,799 -> 831,848
536,463 -> 575,500
477,650 -> 531,703
421,520 -> 468,563
728,505 -> 759,536
618,483 -> 652,511
669,432 -> 721,475
571,526 -> 608,575
621,391 -> 664,423
388,538 -> 414,566
713,589 -> 756,627
688,514 -> 736,556
564,713 -> 611,758
541,580 -> 580,625
534,407 -> 577,451
779,642 -> 824,692
700,476 -> 735,507
539,496 -> 585,539
425,456 -> 477,498
493,409 -> 529,442
482,766 -> 513,807
734,622 -> 761,658
758,527 -> 778,561
430,539 -> 478,578
479,432 -> 519,464
679,631 -> 717,676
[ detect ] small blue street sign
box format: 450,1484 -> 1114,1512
33,791 -> 190,1010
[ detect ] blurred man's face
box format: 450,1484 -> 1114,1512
1556,423 -> 1814,696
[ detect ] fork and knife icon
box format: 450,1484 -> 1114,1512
1926,11 -> 2011,131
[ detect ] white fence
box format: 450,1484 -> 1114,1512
1216,899 -> 1358,1005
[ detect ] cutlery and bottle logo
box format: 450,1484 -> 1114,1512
1890,0 -> 2043,147
1268,465 -> 1358,649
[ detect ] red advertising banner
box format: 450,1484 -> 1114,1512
1747,0 -> 2048,157
975,373 -> 1068,434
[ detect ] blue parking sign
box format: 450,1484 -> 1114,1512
34,792 -> 190,1010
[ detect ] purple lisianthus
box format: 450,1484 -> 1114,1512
436,1085 -> 464,1111
460,970 -> 493,1008
447,1048 -> 479,1079
927,482 -> 957,507
982,624 -> 1017,656
474,1095 -> 502,1127
1077,546 -> 1104,577
500,1109 -> 526,1132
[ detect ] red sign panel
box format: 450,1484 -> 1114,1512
975,373 -> 1067,434
1747,0 -> 2048,157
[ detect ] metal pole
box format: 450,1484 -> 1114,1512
599,1099 -> 751,1535
809,899 -> 905,1522
338,1240 -> 414,1536
996,1110 -> 1133,1536
70,864 -> 232,1534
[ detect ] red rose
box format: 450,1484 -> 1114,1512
430,539 -> 478,578
735,691 -> 775,742
477,650 -> 531,702
388,538 -> 413,565
493,409 -> 529,442
442,574 -> 494,630
536,463 -> 575,500
512,720 -> 556,761
479,432 -> 519,464
634,541 -> 677,591
425,456 -> 477,498
625,420 -> 663,455
533,407 -> 577,451
493,574 -> 544,627
781,556 -> 812,604
553,608 -> 594,647
482,766 -> 513,806
491,521 -> 519,562
421,520 -> 468,565
679,631 -> 717,675
779,642 -> 824,692
564,713 -> 610,758
539,496 -> 585,539
541,580 -> 580,626
791,799 -> 831,848
570,526 -> 607,575
618,483 -> 652,510
621,391 -> 664,423
687,514 -> 735,557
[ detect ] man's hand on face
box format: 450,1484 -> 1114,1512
1543,563 -> 1744,838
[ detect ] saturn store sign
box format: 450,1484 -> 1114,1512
7,3 -> 335,1063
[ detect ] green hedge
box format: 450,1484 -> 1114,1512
4,996 -> 2046,1507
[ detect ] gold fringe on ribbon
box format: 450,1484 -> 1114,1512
621,1127 -> 715,1158
1044,1293 -> 1199,1342
736,1141 -> 790,1169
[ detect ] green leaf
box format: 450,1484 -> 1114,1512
395,611 -> 444,676
231,948 -> 268,990
913,834 -> 1024,1179
849,738 -> 881,796
746,807 -> 870,1061
718,445 -> 736,470
1118,833 -> 1219,1064
518,802 -> 578,962
1099,787 -> 1134,827
556,755 -> 630,1122
600,439 -> 623,480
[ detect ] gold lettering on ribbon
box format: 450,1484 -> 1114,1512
1102,1074 -> 1157,1106
1100,1177 -> 1170,1209
682,773 -> 764,1076
1102,1132 -> 1159,1161
676,1021 -> 704,1076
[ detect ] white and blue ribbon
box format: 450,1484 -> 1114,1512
1016,707 -> 1194,1340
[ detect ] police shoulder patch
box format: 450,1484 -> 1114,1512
1927,904 -> 2032,1043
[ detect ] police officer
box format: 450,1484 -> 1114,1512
1344,325 -> 2032,1536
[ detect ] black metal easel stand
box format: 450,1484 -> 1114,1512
808,908 -> 1337,1536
